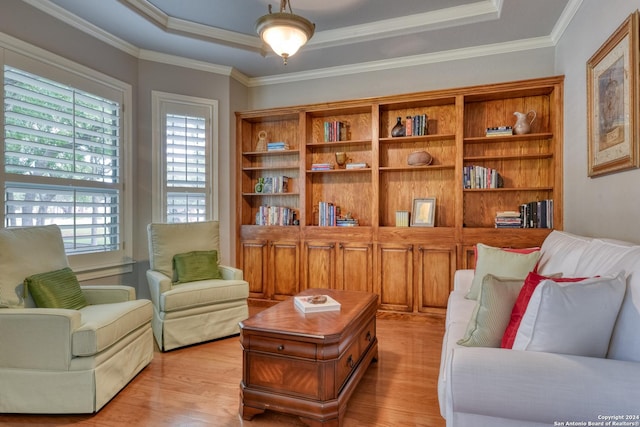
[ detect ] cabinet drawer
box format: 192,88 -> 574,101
336,319 -> 376,389
249,336 -> 317,359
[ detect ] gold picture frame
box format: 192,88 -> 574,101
411,198 -> 436,227
587,11 -> 640,177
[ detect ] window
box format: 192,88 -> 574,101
152,92 -> 218,223
1,48 -> 132,275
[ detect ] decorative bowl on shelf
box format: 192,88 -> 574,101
407,151 -> 433,166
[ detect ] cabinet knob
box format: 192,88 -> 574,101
277,345 -> 285,351
346,354 -> 354,368
365,331 -> 372,342
339,243 -> 344,249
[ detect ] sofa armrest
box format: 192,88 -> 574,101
446,347 -> 640,423
81,285 -> 136,304
219,264 -> 244,280
0,308 -> 80,370
453,269 -> 474,293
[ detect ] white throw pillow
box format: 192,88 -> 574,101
466,243 -> 541,300
512,271 -> 627,357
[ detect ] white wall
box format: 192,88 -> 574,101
555,0 -> 640,242
248,48 -> 556,110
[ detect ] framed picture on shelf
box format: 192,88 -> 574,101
411,197 -> 436,227
587,11 -> 639,177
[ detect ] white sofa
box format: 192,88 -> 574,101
438,230 -> 640,427
0,225 -> 154,413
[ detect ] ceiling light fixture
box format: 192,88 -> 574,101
255,0 -> 315,65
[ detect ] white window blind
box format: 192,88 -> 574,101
4,66 -> 122,254
165,113 -> 206,223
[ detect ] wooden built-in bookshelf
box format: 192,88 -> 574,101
236,76 -> 564,315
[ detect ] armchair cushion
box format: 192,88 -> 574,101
173,250 -> 221,284
24,267 -> 88,310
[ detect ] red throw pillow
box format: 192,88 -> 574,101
500,271 -> 588,349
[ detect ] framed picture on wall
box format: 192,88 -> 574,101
587,11 -> 640,177
411,198 -> 436,227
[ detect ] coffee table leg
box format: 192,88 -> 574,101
239,402 -> 265,420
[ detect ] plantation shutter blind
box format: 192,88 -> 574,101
164,113 -> 208,223
4,65 -> 122,254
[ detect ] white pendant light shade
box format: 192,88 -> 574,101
256,0 -> 315,64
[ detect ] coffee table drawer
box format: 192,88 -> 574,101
249,336 -> 317,359
337,318 -> 376,388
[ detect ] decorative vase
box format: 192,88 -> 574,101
254,177 -> 264,193
513,110 -> 536,135
391,117 -> 405,137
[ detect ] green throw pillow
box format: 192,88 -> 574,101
173,250 -> 222,284
25,267 -> 88,310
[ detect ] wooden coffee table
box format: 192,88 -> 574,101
239,288 -> 378,426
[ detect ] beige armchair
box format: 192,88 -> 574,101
0,225 -> 154,414
146,221 -> 249,351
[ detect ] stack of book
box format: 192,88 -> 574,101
485,126 -> 513,136
267,141 -> 288,151
255,205 -> 295,226
259,176 -> 289,194
463,165 -> 503,189
405,114 -> 428,136
336,217 -> 359,227
345,162 -> 368,169
495,211 -> 522,228
323,121 -> 346,142
311,163 -> 334,171
521,199 -> 554,229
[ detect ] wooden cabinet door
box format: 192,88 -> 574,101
415,245 -> 456,313
376,243 -> 413,312
240,239 -> 269,299
303,240 -> 335,290
336,241 -> 372,293
269,239 -> 300,300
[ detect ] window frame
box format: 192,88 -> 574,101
151,91 -> 219,223
0,37 -> 133,280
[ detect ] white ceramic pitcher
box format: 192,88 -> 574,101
513,110 -> 536,135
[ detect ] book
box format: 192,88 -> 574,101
294,294 -> 341,313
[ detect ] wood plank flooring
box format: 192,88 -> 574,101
0,311 -> 446,427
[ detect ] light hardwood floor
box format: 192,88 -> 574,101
0,311 -> 446,427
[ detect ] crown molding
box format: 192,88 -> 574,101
247,36 -> 555,87
550,0 -> 584,45
308,1 -> 501,50
22,0 -> 140,57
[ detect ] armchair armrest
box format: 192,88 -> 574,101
146,270 -> 172,307
81,285 -> 135,304
446,347 -> 640,423
219,264 -> 244,280
0,308 -> 80,370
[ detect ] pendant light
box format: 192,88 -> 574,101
256,0 -> 315,65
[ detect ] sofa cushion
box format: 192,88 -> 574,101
0,225 -> 69,308
512,272 -> 626,357
24,267 -> 88,310
501,272 -> 587,349
458,275 -> 525,348
73,299 -> 152,356
161,279 -> 249,312
173,250 -> 222,284
537,230 -> 591,276
466,243 -> 540,300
